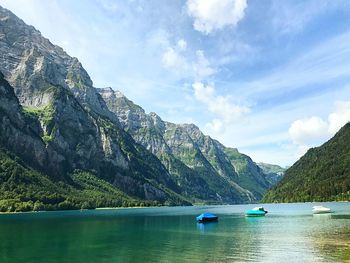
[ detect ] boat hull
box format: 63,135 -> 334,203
196,213 -> 218,222
313,210 -> 331,214
197,217 -> 218,223
245,210 -> 267,217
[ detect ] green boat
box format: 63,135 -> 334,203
245,207 -> 268,217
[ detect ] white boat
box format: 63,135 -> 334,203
251,207 -> 268,213
312,205 -> 331,214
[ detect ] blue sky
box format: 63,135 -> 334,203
1,0 -> 350,166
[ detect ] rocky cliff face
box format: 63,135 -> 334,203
0,7 -> 109,116
99,88 -> 273,201
0,72 -> 139,212
0,6 -> 186,205
0,71 -> 67,179
98,87 -> 239,203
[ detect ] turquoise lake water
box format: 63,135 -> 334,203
0,202 -> 349,262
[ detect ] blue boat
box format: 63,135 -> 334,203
245,207 -> 268,217
196,212 -> 218,222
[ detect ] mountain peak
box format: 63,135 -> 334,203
115,90 -> 125,98
149,112 -> 161,120
97,87 -> 126,99
179,123 -> 200,131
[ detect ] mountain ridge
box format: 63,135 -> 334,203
98,87 -> 276,202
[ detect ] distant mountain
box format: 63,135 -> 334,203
257,163 -> 285,185
263,123 -> 350,203
0,5 -> 281,211
99,88 -> 273,202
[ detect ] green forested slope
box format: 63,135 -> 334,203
0,148 -> 163,212
263,123 -> 350,202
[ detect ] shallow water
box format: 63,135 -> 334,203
0,202 -> 349,262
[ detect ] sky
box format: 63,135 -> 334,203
1,0 -> 350,167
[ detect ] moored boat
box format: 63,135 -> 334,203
312,206 -> 331,214
196,213 -> 218,222
245,207 -> 268,217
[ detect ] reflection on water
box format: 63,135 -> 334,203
311,214 -> 350,262
0,202 -> 349,262
245,216 -> 266,223
313,213 -> 332,219
196,221 -> 218,232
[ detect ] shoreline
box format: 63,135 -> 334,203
0,205 -> 165,215
0,201 -> 349,215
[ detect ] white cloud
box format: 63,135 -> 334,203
328,101 -> 350,134
288,101 -> 350,153
161,45 -> 215,80
161,47 -> 188,72
186,0 -> 247,34
289,116 -> 329,146
205,118 -> 224,133
177,39 -> 187,50
193,82 -> 250,133
193,50 -> 215,79
193,82 -> 215,102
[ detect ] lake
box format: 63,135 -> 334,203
0,202 -> 349,262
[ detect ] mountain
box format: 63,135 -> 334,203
263,123 -> 350,203
0,6 -> 188,209
0,71 -> 145,212
0,6 -> 279,211
257,163 -> 285,185
98,88 -> 273,202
